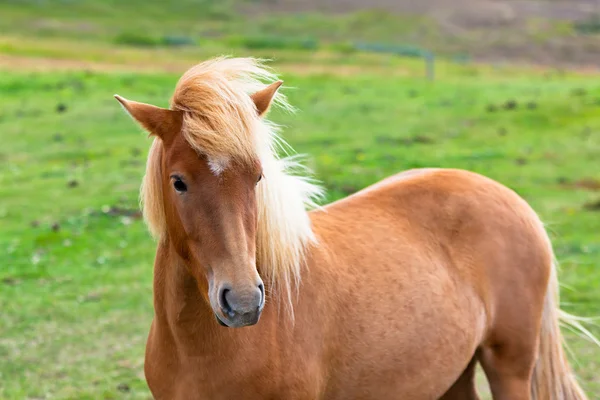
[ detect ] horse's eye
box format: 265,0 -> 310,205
256,173 -> 263,185
173,179 -> 187,193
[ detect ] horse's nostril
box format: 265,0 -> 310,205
258,283 -> 265,305
219,287 -> 233,316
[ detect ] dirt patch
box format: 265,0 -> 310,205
243,0 -> 598,19
560,178 -> 600,191
242,0 -> 600,67
0,54 -> 186,73
584,198 -> 600,211
0,54 -> 413,76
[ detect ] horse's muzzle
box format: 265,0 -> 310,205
214,283 -> 264,327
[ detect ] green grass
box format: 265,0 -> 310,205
1,60 -> 600,399
0,0 -> 599,398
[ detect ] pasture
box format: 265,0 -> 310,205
1,0 -> 600,398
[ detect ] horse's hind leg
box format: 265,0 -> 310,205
439,355 -> 480,400
478,333 -> 537,400
477,278 -> 543,400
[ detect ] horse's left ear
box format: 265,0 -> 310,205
251,80 -> 283,117
114,95 -> 182,143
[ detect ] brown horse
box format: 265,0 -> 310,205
115,57 -> 596,400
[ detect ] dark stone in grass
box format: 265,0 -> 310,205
117,383 -> 130,392
557,177 -> 569,185
497,127 -> 507,136
583,199 -> 600,211
52,133 -> 64,142
95,206 -> 142,219
51,222 -> 60,232
515,158 -> 527,165
503,100 -> 518,110
341,185 -> 358,195
30,220 -> 40,228
412,135 -> 434,144
56,103 -> 67,113
526,101 -> 538,110
312,138 -> 334,146
486,104 -> 497,113
377,135 -> 434,146
67,180 -> 79,188
2,277 -> 18,285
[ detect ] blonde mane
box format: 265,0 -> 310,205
141,57 -> 324,312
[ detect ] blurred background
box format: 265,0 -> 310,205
1,0 -> 599,398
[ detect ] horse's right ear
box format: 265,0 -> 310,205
114,95 -> 182,142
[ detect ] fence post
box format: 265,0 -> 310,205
423,50 -> 435,81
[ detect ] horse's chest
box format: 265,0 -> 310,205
149,362 -> 316,400
145,336 -> 318,400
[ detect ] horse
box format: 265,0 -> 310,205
114,57 -> 596,400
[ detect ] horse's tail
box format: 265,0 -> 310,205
531,256 -> 599,400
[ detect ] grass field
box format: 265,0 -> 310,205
1,1 -> 600,399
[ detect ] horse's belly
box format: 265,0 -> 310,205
321,266 -> 486,399
325,321 -> 482,399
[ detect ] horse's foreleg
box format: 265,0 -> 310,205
438,353 -> 480,400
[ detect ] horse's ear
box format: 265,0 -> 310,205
250,80 -> 283,117
114,95 -> 182,142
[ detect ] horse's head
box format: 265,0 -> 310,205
115,77 -> 283,328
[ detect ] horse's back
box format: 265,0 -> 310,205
306,168 -> 552,399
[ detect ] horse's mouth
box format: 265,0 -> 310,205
214,311 -> 261,328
